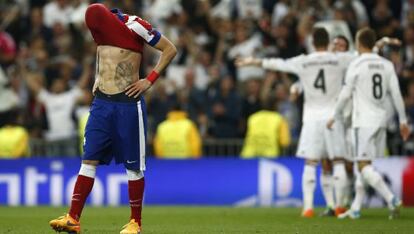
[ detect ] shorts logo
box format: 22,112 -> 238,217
126,160 -> 137,164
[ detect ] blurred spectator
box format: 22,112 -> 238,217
21,58 -> 91,155
241,98 -> 291,158
23,7 -> 53,44
43,0 -> 74,28
179,68 -> 206,123
0,109 -> 29,158
208,76 -> 241,138
0,66 -> 19,127
147,80 -> 177,133
241,79 -> 262,134
154,105 -> 201,159
227,21 -> 264,81
0,30 -> 16,64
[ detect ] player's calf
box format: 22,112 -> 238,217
302,160 -> 318,217
358,161 -> 401,219
333,158 -> 347,215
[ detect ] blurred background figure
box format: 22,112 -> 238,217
154,104 -> 201,159
0,108 -> 29,158
241,98 -> 291,158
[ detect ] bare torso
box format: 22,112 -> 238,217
94,45 -> 141,94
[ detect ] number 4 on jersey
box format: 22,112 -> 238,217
314,69 -> 326,94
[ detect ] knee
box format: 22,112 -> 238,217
345,161 -> 354,176
321,159 -> 332,174
82,160 -> 99,166
306,159 -> 319,167
126,169 -> 144,180
357,161 -> 371,172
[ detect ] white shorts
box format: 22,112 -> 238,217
353,127 -> 386,161
296,120 -> 347,160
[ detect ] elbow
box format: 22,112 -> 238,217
168,44 -> 177,59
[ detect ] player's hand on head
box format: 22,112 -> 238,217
125,79 -> 152,98
400,123 -> 411,141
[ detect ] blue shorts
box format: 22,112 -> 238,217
83,95 -> 147,170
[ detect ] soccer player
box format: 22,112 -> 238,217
330,35 -> 355,213
236,27 -> 352,217
328,28 -> 410,219
49,4 -> 177,234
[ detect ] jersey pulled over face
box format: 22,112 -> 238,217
85,4 -> 162,94
263,51 -> 356,122
85,4 -> 161,53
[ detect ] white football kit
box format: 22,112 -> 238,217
334,53 -> 407,160
263,51 -> 355,160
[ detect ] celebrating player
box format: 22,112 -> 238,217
236,27 -> 353,217
49,3 -> 177,234
328,28 -> 410,219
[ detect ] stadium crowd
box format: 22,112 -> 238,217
0,0 -> 414,157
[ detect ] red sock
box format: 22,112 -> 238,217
69,175 -> 95,221
128,178 -> 145,226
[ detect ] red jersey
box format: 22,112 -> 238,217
85,4 -> 161,53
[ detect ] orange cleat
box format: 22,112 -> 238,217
120,219 -> 141,234
301,209 -> 315,218
335,207 -> 347,216
49,214 -> 81,234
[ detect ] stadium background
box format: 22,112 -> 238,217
1,0 -> 414,218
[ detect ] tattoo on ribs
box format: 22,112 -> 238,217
114,61 -> 134,90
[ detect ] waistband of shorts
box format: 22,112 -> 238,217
95,89 -> 140,103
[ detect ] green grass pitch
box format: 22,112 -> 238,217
0,206 -> 413,234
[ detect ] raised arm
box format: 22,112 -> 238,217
77,58 -> 93,90
373,37 -> 402,53
235,55 -> 302,75
19,62 -> 43,96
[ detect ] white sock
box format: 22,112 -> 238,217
350,174 -> 365,211
302,164 -> 316,211
361,165 -> 394,206
320,173 -> 335,209
333,163 -> 347,208
79,164 -> 97,178
126,169 -> 144,181
342,175 -> 353,206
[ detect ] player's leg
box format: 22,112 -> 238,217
302,159 -> 318,217
343,159 -> 354,207
49,160 -> 98,233
114,99 -> 146,233
338,171 -> 364,219
319,159 -> 335,216
297,121 -> 323,218
332,158 -> 347,215
50,98 -> 113,233
69,160 -> 99,220
358,160 -> 401,219
120,169 -> 145,234
342,127 -> 355,207
356,128 -> 401,218
325,120 -> 348,215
